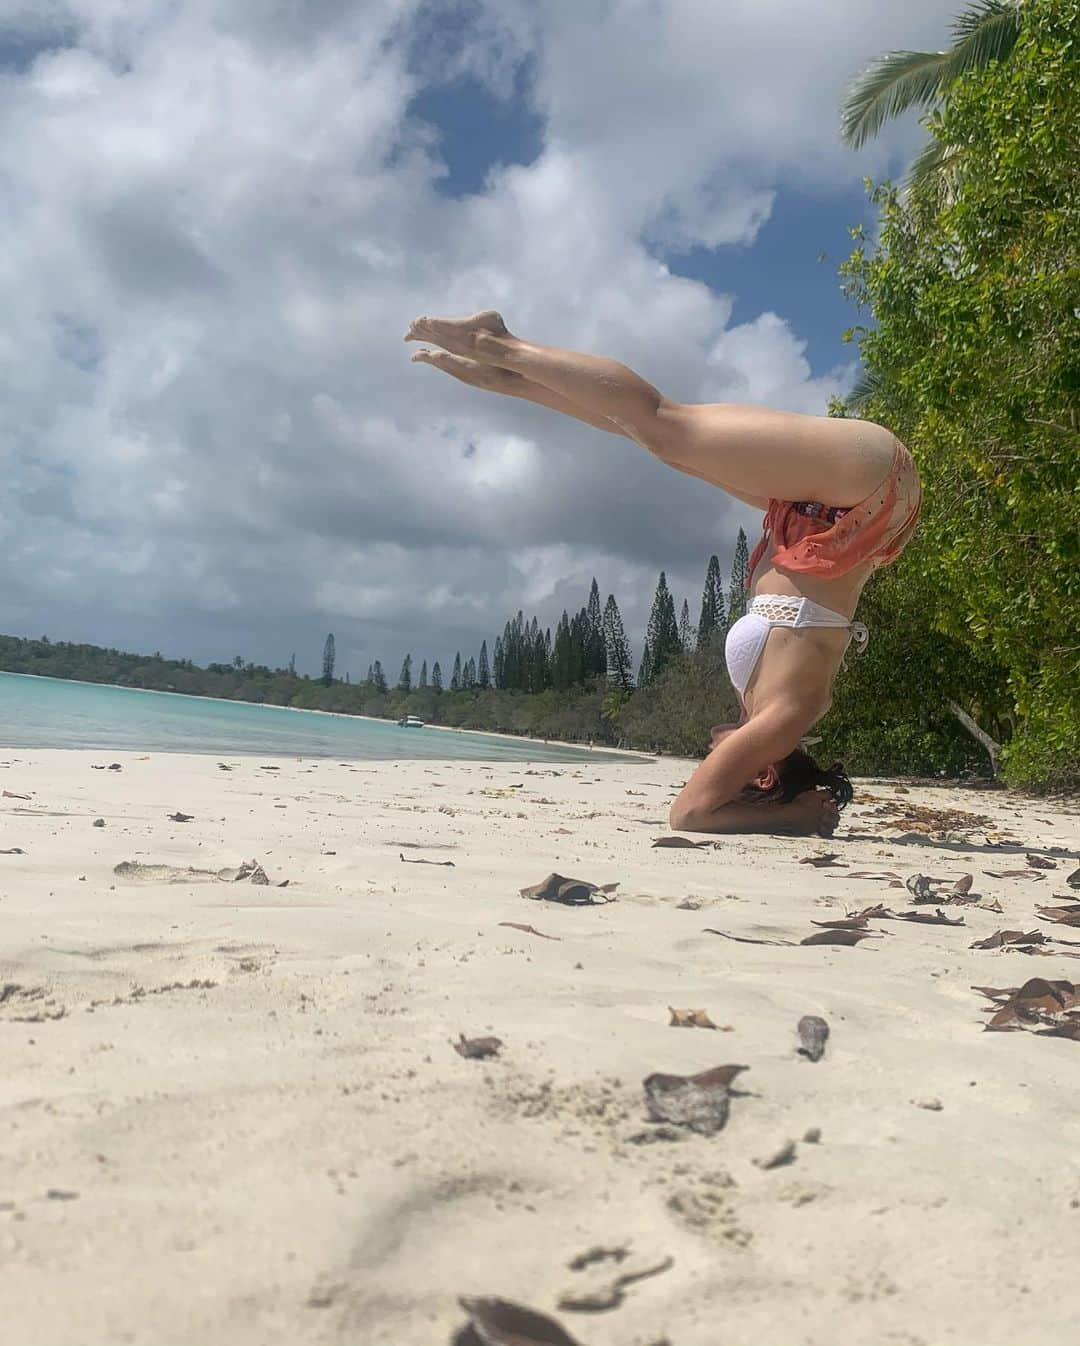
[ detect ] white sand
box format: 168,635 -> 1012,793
2,748 -> 1079,1345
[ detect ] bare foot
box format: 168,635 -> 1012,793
403,309 -> 509,359
410,348 -> 519,391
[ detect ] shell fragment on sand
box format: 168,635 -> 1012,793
642,1064 -> 747,1136
797,1015 -> 830,1061
453,1296 -> 583,1346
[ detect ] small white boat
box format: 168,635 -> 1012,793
397,715 -> 425,728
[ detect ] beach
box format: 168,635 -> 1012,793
2,748 -> 1079,1345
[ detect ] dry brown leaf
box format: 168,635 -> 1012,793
842,871 -> 903,882
652,836 -> 709,849
399,853 -> 455,866
798,853 -> 846,868
810,916 -> 869,930
985,870 -> 1044,880
971,929 -> 1047,949
668,1007 -> 725,1030
1037,904 -> 1080,926
797,1014 -> 829,1061
799,929 -> 879,947
167,811 -> 193,823
498,923 -> 560,941
1036,1016 -> 1080,1042
703,928 -> 794,946
952,874 -> 974,895
905,874 -> 935,901
889,908 -> 965,926
1067,866 -> 1080,890
0,848 -> 26,855
454,1296 -> 583,1346
1026,854 -> 1057,870
453,1034 -> 503,1060
2,791 -> 31,800
975,977 -> 1080,1034
520,873 -> 618,905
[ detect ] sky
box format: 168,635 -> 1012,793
0,0 -> 956,681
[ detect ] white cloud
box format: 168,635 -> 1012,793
0,0 -> 954,672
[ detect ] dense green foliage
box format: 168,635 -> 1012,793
838,0 -> 1079,789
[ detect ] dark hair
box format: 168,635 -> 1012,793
734,748 -> 854,809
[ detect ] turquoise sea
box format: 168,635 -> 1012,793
0,672 -> 638,764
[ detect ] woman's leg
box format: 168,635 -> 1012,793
405,311 -> 895,506
411,347 -> 772,510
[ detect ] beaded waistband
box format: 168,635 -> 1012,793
793,500 -> 850,524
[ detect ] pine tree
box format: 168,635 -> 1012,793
418,659 -> 428,689
602,593 -> 633,690
644,572 -> 681,682
463,656 -> 477,688
493,636 -> 505,689
585,578 -> 605,679
345,671 -> 350,684
477,640 -> 490,689
431,660 -> 443,692
638,645 -> 653,688
569,609 -> 587,686
321,633 -> 336,686
450,652 -> 462,692
696,554 -> 725,650
398,653 -> 412,692
288,652 -> 296,677
727,528 -> 750,628
679,598 -> 693,652
552,612 -> 572,691
366,663 -> 374,684
372,659 -> 387,693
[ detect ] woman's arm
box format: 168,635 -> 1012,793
669,707 -> 807,832
672,790 -> 839,836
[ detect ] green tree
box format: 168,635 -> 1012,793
602,593 -> 633,691
696,554 -> 725,650
678,598 -> 693,652
726,530 -> 750,628
431,660 -> 443,692
644,572 -> 681,684
398,653 -> 412,692
477,640 -> 490,689
840,0 -> 1025,192
418,659 -> 428,689
371,659 -> 387,693
321,634 -> 335,687
463,656 -> 477,689
839,0 -> 1080,787
450,652 -> 462,692
585,578 -> 605,678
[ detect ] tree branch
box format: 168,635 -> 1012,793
948,700 -> 1002,777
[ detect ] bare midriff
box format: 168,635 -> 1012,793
738,544 -> 876,721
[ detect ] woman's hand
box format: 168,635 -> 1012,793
787,787 -> 840,836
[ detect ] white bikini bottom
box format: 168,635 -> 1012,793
724,594 -> 869,704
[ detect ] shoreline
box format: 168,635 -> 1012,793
0,668 -> 655,763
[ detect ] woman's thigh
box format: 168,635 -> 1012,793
655,401 -> 897,507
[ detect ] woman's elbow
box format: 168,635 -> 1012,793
669,798 -> 710,832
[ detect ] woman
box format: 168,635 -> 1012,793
405,310 -> 921,837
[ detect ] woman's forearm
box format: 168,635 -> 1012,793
672,800 -> 810,835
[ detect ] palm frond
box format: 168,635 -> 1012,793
904,137 -> 970,200
950,0 -> 1020,43
840,50 -> 951,149
846,367 -> 885,416
943,0 -> 1024,79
